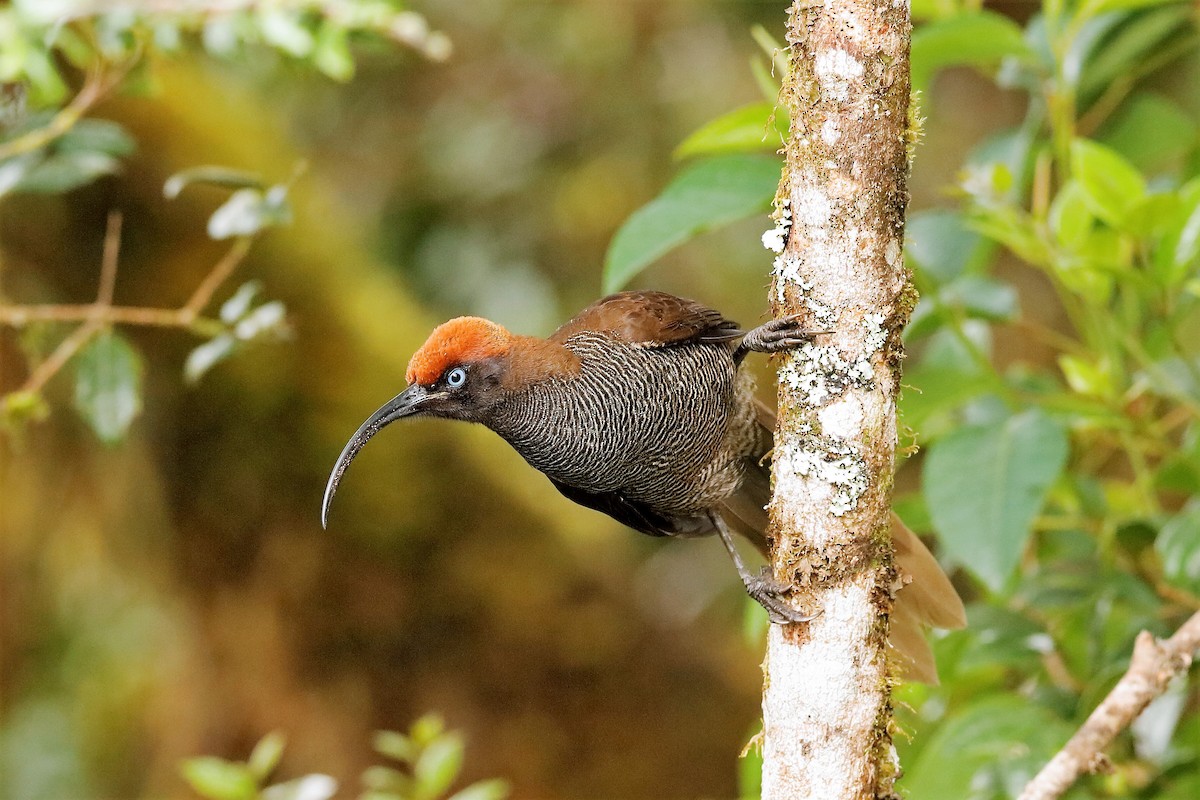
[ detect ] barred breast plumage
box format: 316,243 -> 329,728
490,330 -> 766,519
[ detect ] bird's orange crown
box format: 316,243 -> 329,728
406,317 -> 515,385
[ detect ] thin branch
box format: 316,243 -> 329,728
0,304 -> 220,332
1017,610 -> 1200,800
1,226 -> 253,398
21,318 -> 104,395
180,236 -> 252,321
12,211 -> 126,395
97,211 -> 122,308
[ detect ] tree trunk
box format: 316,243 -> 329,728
761,1 -> 913,798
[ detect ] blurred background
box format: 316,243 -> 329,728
3,1 -> 1196,799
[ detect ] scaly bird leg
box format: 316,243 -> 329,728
710,513 -> 815,625
735,315 -> 821,360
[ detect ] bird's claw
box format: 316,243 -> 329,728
746,569 -> 816,625
741,316 -> 821,354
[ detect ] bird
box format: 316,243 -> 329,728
322,290 -> 965,681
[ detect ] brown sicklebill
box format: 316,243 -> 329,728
322,290 -> 965,682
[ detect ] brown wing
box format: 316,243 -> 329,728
550,290 -> 742,347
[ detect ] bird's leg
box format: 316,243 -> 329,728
736,315 -> 821,359
710,513 -> 815,625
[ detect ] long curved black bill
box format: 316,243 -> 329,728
321,384 -> 430,529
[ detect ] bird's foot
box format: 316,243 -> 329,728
745,568 -> 816,625
740,316 -> 820,354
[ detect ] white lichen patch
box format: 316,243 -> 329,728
769,283 -> 890,404
771,252 -> 804,287
884,237 -> 902,269
776,434 -> 870,517
769,257 -> 836,331
821,118 -> 840,146
777,310 -> 889,407
761,198 -> 792,254
815,49 -> 864,104
792,180 -> 833,230
862,312 -> 887,354
779,343 -> 870,407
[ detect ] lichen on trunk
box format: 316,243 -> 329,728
761,1 -> 913,798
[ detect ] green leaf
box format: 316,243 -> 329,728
207,187 -> 291,239
180,757 -> 257,800
373,730 -> 417,763
902,695 -> 1075,797
950,605 -> 1048,675
603,154 -> 779,292
1099,93 -> 1196,172
260,9 -> 315,58
1058,355 -> 1114,398
73,331 -> 143,445
362,765 -> 412,793
1070,138 -> 1146,228
16,150 -> 121,194
905,209 -> 989,285
944,275 -> 1018,321
1153,178 -> 1200,286
674,103 -> 788,160
202,16 -> 243,56
184,335 -> 237,385
1079,6 -> 1193,103
899,327 -> 994,437
22,47 -> 68,106
1048,180 -> 1096,249
1159,770 -> 1200,800
1157,501 -> 1200,595
1095,0 -> 1192,10
1140,356 -> 1200,407
924,410 -> 1070,591
233,301 -> 287,341
962,126 -> 1037,205
164,166 -> 265,200
247,731 -> 286,782
446,779 -> 511,800
1122,192 -> 1181,239
907,275 -> 1017,341
314,24 -> 355,81
1,389 -> 50,431
220,281 -> 264,324
0,153 -> 38,198
911,12 -> 1030,95
261,774 -> 338,800
1053,248 -> 1117,306
59,118 -> 136,157
413,733 -> 464,799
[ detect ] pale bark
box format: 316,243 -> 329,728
1017,610 -> 1200,800
762,1 -> 913,798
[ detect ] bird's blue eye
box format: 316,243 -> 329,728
446,367 -> 467,388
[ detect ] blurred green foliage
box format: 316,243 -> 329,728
900,2 -> 1200,798
601,0 -> 1200,797
0,0 -> 446,441
0,2 -> 783,799
180,717 -> 506,800
4,0 -> 1200,799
